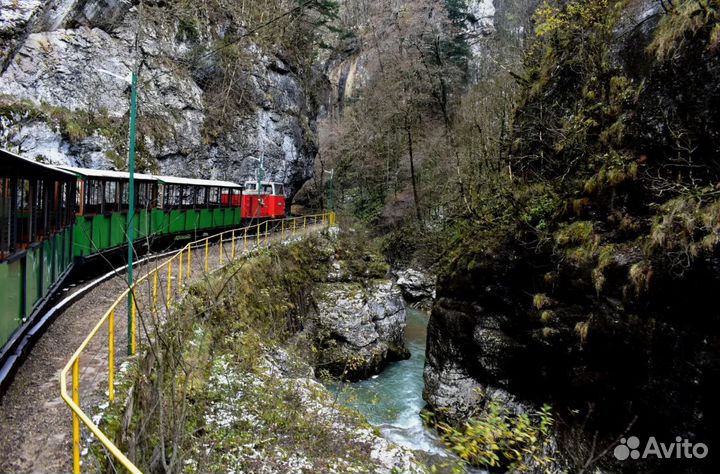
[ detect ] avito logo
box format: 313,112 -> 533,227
614,436 -> 708,461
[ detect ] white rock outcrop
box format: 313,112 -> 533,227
0,0 -> 319,196
312,279 -> 409,380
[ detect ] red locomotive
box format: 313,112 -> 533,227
222,181 -> 286,220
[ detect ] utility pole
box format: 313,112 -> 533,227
126,69 -> 138,356
95,64 -> 138,357
126,1 -> 143,356
250,154 -> 265,224
258,155 -> 264,222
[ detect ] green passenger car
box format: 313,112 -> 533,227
2,153 -> 244,375
1,150 -> 76,351
65,170 -> 244,257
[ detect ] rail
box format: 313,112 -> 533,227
59,212 -> 336,474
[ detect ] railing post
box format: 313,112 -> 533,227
187,246 -> 191,279
219,234 -> 224,265
205,238 -> 209,273
130,291 -> 137,354
265,220 -> 269,245
72,358 -> 81,474
152,270 -> 158,313
179,249 -> 184,287
167,262 -> 173,307
256,223 -> 261,246
109,309 -> 115,401
231,230 -> 236,259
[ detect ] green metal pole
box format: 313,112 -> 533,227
257,158 -> 263,223
127,70 -> 138,356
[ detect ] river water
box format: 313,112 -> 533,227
329,309 -> 451,460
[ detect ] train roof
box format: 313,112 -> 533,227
58,166 -> 157,182
1,149 -> 77,178
59,166 -> 242,188
156,175 -> 242,188
244,180 -> 284,185
2,152 -> 244,189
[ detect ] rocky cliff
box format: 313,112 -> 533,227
0,0 -> 321,196
307,229 -> 411,380
424,1 -> 720,473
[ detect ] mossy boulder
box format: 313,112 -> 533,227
310,280 -> 410,381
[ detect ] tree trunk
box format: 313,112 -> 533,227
405,118 -> 422,222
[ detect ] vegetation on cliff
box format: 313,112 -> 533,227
418,0 -> 720,472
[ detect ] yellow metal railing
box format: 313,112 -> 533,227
60,212 -> 335,474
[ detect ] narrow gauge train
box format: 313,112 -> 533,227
0,148 -> 287,359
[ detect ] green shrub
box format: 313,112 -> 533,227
426,401 -> 555,472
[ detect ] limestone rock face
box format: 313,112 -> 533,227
394,268 -> 435,310
0,0 -> 319,197
312,280 -> 410,381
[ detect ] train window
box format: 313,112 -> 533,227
16,179 -> 32,246
274,184 -> 285,196
137,182 -> 156,209
0,178 -> 11,258
222,189 -> 233,207
17,179 -> 30,212
196,187 -> 206,206
182,186 -> 194,207
208,187 -> 220,206
137,183 -> 146,208
150,183 -> 158,208
55,182 -> 61,229
170,185 -> 181,207
75,180 -> 82,214
59,182 -> 68,228
30,180 -> 45,237
163,185 -> 177,208
67,181 -> 75,224
105,181 -> 119,212
121,182 -> 131,210
244,182 -> 258,192
262,184 -> 273,194
85,179 -> 102,214
49,182 -> 59,231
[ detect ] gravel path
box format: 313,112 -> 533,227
0,221 -> 325,474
